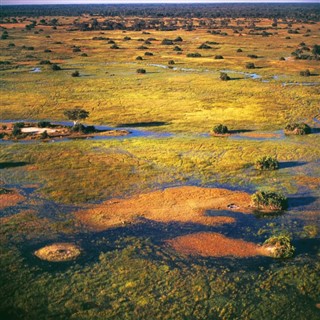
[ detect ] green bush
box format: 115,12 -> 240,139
252,191 -> 288,211
262,235 -> 295,258
14,122 -> 25,128
299,69 -> 311,76
51,64 -> 61,71
255,156 -> 279,170
220,72 -> 230,81
284,123 -> 311,135
37,121 -> 51,128
246,62 -> 255,69
215,55 -> 224,59
186,52 -> 201,57
0,187 -> 13,195
40,130 -> 49,139
71,71 -> 80,77
136,68 -> 146,74
136,56 -> 143,60
212,124 -> 228,134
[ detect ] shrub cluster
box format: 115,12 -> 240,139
37,121 -> 51,128
186,52 -> 201,57
262,235 -> 295,258
212,124 -> 228,134
220,72 -> 230,81
246,62 -> 255,69
136,68 -> 146,74
255,156 -> 279,170
251,191 -> 288,211
284,123 -> 311,135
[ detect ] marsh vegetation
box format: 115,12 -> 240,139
0,3 -> 319,319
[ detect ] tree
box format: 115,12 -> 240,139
63,108 -> 89,125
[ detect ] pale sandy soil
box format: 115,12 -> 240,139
76,186 -> 252,231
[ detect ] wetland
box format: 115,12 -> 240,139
0,3 -> 320,320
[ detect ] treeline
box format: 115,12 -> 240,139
1,4 -> 320,21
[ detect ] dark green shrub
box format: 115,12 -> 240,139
161,39 -> 173,45
8,43 -> 15,47
255,156 -> 279,170
123,36 -> 131,40
80,53 -> 88,57
37,121 -> 51,128
44,49 -> 52,53
212,124 -> 228,134
136,56 -> 143,60
215,55 -> 224,59
144,52 -> 153,56
12,126 -> 22,137
280,57 -> 285,60
246,62 -> 255,69
71,123 -> 86,133
174,36 -> 183,42
137,68 -> 146,74
64,108 -> 89,125
247,54 -> 258,58
168,60 -> 175,65
71,71 -> 80,77
284,123 -> 311,135
0,187 -> 13,195
40,130 -> 49,139
110,44 -> 120,49
186,52 -> 201,57
237,48 -> 243,52
14,122 -> 25,128
262,235 -> 295,258
51,64 -> 61,71
300,69 -> 311,76
39,60 -> 51,65
198,43 -> 212,49
73,47 -> 81,52
251,191 -> 288,211
173,46 -> 182,51
220,72 -> 230,81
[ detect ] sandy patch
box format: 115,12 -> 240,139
167,232 -> 266,258
21,127 -> 57,134
34,243 -> 81,262
76,186 -> 252,231
0,189 -> 25,210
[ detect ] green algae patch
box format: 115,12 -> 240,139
34,243 -> 81,262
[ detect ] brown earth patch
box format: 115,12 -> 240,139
0,189 -> 25,210
76,186 -> 252,231
167,232 -> 267,258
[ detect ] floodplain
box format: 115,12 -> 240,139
0,4 -> 320,319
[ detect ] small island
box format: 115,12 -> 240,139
0,109 -> 130,141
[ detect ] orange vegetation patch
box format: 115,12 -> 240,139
0,189 -> 25,210
76,186 -> 252,231
295,176 -> 320,190
167,232 -> 266,258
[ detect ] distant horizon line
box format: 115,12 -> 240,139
2,1 -> 320,5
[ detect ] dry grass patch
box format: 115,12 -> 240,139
76,186 -> 252,230
167,232 -> 266,258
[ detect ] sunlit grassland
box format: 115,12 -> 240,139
1,135 -> 319,204
1,19 -> 319,133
